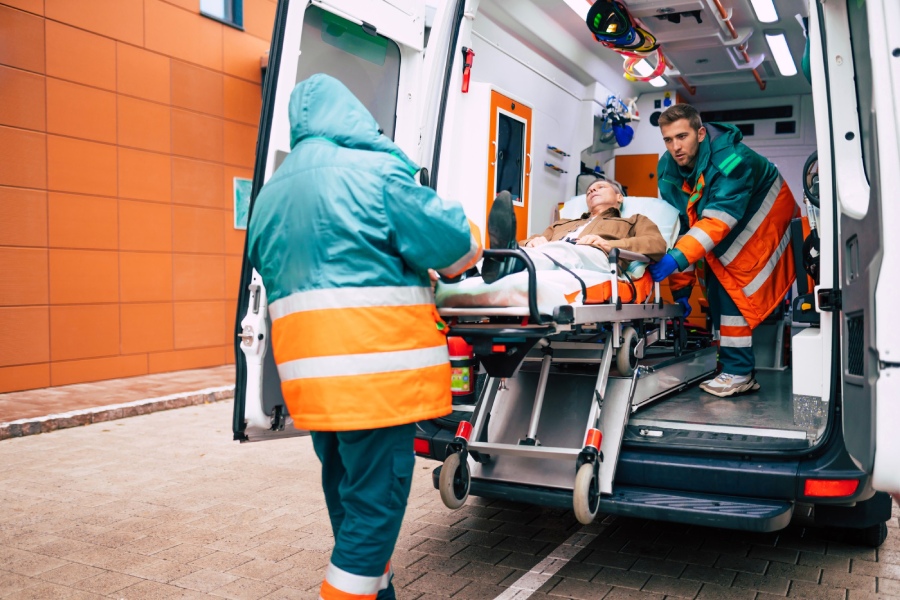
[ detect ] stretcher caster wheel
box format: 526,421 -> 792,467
439,451 -> 470,510
617,326 -> 639,377
573,462 -> 600,525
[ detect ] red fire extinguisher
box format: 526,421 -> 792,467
448,336 -> 477,403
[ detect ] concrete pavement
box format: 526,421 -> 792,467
1,399 -> 899,599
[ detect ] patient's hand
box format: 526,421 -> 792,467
577,234 -> 611,252
525,236 -> 549,248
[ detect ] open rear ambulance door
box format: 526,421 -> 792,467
232,0 -> 428,442
819,0 -> 900,495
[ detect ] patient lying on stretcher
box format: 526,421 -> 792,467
435,179 -> 668,312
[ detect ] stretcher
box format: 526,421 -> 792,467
433,200 -> 717,524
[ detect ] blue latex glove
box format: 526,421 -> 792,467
648,253 -> 678,282
676,296 -> 692,318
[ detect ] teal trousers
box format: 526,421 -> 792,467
311,423 -> 416,600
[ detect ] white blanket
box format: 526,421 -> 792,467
435,242 -> 646,314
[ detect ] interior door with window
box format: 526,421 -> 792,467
232,0 -> 426,442
485,90 -> 532,243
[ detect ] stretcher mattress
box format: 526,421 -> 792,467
435,243 -> 653,315
436,196 -> 680,315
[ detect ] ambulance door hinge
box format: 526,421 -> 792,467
361,21 -> 377,36
817,288 -> 842,312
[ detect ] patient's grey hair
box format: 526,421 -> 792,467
588,178 -> 625,197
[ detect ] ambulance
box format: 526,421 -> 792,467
233,0 -> 900,545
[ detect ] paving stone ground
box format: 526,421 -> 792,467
1,400 -> 898,600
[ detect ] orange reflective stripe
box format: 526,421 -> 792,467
282,363 -> 452,431
720,324 -> 752,338
320,580 -> 377,600
669,270 -> 696,292
707,244 -> 795,329
271,304 -> 446,362
675,234 -> 709,265
695,217 -> 732,245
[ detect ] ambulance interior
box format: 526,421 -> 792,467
238,0 -> 884,468
416,0 -> 838,457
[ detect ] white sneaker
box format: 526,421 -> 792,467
699,372 -> 761,398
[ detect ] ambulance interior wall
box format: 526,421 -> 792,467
448,13 -> 620,239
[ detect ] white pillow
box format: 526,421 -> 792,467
558,194 -> 681,249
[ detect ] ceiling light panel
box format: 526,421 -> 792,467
765,32 -> 797,76
749,0 -> 779,23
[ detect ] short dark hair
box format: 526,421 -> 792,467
658,103 -> 702,131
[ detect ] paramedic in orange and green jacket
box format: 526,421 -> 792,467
248,74 -> 482,600
648,104 -> 798,398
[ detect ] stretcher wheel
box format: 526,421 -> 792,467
616,326 -> 639,377
573,462 -> 600,525
439,451 -> 470,510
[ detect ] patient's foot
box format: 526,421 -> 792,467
482,191 -> 517,284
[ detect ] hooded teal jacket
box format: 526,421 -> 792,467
247,74 -> 480,431
249,74 -> 479,305
658,122 -> 781,272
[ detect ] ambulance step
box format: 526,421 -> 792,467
433,470 -> 793,532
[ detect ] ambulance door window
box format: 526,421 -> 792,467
296,5 -> 401,140
496,112 -> 525,204
847,0 -> 873,180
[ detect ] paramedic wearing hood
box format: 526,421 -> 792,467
248,75 -> 481,600
649,104 -> 798,398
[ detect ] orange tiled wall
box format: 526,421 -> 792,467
0,0 -> 274,392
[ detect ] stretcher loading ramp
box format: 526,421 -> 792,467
464,347 -> 717,493
436,324 -> 717,524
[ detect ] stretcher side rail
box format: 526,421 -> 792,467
472,248 -> 543,324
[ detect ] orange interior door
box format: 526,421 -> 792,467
485,90 -> 531,244
614,153 -> 660,197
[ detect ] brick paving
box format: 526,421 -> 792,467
0,399 -> 898,599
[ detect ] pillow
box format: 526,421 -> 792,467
558,194 -> 681,249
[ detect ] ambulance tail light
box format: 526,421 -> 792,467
414,438 -> 432,457
803,478 -> 859,498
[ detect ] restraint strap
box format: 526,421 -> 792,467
544,254 -> 589,302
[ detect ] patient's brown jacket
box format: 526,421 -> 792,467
522,207 -> 667,261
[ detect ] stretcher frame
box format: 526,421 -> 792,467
436,247 -> 703,524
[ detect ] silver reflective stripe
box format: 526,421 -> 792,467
324,563 -> 381,596
719,176 -> 783,267
683,263 -> 695,273
701,209 -> 738,228
743,227 -> 791,296
685,226 -> 716,253
721,315 -> 749,327
278,345 -> 449,381
721,335 -> 753,348
269,286 -> 433,320
438,235 -> 482,277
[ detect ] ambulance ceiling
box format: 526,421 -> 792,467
478,0 -> 812,103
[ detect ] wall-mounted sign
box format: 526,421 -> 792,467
233,177 -> 252,230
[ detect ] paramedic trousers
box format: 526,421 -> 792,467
706,269 -> 755,375
311,424 -> 415,600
